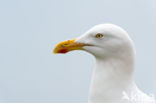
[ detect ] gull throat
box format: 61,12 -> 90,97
89,47 -> 135,103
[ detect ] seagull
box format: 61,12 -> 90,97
53,24 -> 156,103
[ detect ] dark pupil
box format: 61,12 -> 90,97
98,34 -> 101,37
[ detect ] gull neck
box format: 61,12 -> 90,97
88,52 -> 135,103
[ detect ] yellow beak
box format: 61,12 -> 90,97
53,39 -> 91,54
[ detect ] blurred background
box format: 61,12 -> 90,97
0,0 -> 156,103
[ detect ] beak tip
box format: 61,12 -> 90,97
52,49 -> 68,54
52,49 -> 57,54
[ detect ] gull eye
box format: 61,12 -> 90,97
95,33 -> 103,39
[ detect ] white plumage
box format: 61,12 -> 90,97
75,24 -> 156,103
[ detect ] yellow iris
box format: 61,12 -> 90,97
95,33 -> 103,39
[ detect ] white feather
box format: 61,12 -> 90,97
75,24 -> 156,103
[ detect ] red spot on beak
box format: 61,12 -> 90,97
58,49 -> 68,53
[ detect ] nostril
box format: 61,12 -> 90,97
63,44 -> 68,45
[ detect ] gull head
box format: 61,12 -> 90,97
53,24 -> 135,58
